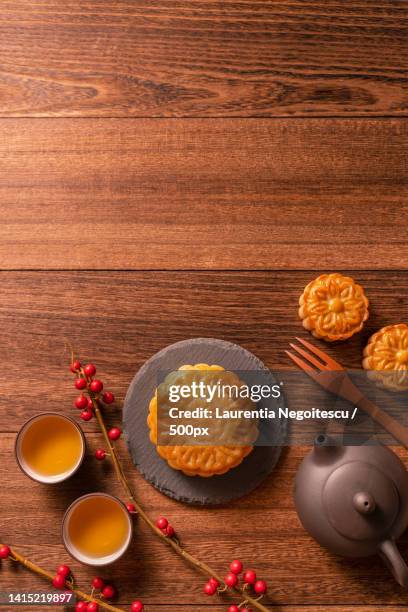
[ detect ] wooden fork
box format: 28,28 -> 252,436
286,337 -> 408,448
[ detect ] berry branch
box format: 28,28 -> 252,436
69,353 -> 270,612
0,545 -> 135,612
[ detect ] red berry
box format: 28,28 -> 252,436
75,603 -> 88,612
80,409 -> 93,421
84,363 -> 96,377
95,449 -> 106,460
165,525 -> 175,537
70,360 -> 81,373
108,427 -> 121,440
243,569 -> 257,585
75,395 -> 88,410
52,574 -> 66,589
87,603 -> 99,612
57,564 -> 70,577
228,607 -> 240,612
90,379 -> 103,393
209,578 -> 219,588
101,585 -> 116,600
203,581 -> 217,595
130,601 -> 144,612
75,377 -> 87,390
0,545 -> 10,559
224,572 -> 238,588
254,579 -> 267,594
102,391 -> 115,404
91,576 -> 104,590
87,398 -> 94,409
126,503 -> 136,513
230,559 -> 243,574
156,517 -> 168,530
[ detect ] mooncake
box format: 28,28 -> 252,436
147,364 -> 258,477
299,273 -> 369,342
363,324 -> 408,391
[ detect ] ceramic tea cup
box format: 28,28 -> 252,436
62,493 -> 133,566
15,412 -> 85,484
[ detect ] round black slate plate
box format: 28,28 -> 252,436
123,338 -> 287,505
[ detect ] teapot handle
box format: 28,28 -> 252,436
379,539 -> 408,588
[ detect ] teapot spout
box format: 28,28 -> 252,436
379,539 -> 408,589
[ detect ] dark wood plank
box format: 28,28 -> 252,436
0,270 -> 405,431
1,118 -> 408,270
0,1 -> 407,117
1,271 -> 408,607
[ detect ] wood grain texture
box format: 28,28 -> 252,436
1,270 -> 408,609
1,269 -> 406,430
1,269 -> 406,431
2,1 -> 407,610
1,118 -> 407,270
0,1 -> 408,117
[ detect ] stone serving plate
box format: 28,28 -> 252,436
123,338 -> 287,505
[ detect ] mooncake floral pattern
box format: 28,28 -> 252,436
298,273 -> 369,342
147,364 -> 256,477
363,324 -> 408,391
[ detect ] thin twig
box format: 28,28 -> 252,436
2,546 -> 122,612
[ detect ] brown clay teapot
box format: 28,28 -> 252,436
294,434 -> 408,587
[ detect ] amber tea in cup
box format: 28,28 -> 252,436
63,493 -> 133,566
16,413 -> 85,483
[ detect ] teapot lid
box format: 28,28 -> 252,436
323,460 -> 399,541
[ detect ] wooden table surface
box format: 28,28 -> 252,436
1,2 -> 408,611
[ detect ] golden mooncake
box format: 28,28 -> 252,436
147,364 -> 258,477
299,273 -> 369,342
363,324 -> 408,391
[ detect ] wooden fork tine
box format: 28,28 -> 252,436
289,342 -> 326,370
285,350 -> 321,382
295,337 -> 344,371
